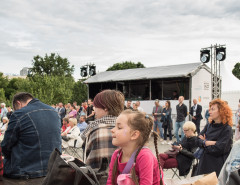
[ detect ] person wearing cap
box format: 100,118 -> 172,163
152,99 -> 164,141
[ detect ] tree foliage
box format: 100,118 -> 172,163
15,75 -> 75,105
30,53 -> 74,77
106,61 -> 145,71
232,62 -> 240,80
71,80 -> 88,104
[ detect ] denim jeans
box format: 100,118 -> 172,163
154,120 -> 164,138
174,121 -> 185,143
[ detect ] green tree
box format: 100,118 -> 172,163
232,62 -> 240,80
0,72 -> 9,89
106,61 -> 145,71
0,88 -> 6,103
71,80 -> 88,104
30,53 -> 74,77
16,75 -> 75,105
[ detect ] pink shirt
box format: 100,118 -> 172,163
106,148 -> 161,185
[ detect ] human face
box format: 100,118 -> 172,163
165,102 -> 169,108
127,101 -> 131,107
209,104 -> 221,122
94,107 -> 108,119
63,120 -> 68,126
80,117 -> 84,123
193,99 -> 197,105
178,96 -> 183,103
69,120 -> 74,128
183,128 -> 194,138
111,114 -> 132,147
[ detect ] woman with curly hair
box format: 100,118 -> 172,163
196,99 -> 233,176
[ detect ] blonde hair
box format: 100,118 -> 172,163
69,118 -> 77,126
183,121 -> 197,134
2,117 -> 9,123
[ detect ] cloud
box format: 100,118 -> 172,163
0,0 -> 240,84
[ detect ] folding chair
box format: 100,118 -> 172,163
160,155 -> 181,180
62,140 -> 83,160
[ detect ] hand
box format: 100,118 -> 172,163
205,141 -> 216,146
61,132 -> 67,136
199,134 -> 206,140
154,113 -> 158,116
192,116 -> 196,120
163,113 -> 166,115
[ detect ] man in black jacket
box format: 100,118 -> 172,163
190,99 -> 203,134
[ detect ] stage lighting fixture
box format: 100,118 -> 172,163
200,49 -> 210,63
80,66 -> 88,77
216,47 -> 226,61
89,65 -> 96,76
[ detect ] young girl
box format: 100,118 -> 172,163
107,110 -> 164,185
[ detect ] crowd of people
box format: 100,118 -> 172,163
0,91 -> 239,185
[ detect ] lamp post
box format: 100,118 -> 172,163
200,44 -> 226,99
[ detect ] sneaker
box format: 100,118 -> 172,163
168,141 -> 173,145
161,141 -> 167,144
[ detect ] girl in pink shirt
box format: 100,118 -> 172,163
107,110 -> 164,185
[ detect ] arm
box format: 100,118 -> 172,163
196,105 -> 202,119
184,105 -> 188,118
1,114 -> 20,159
204,126 -> 232,157
136,150 -> 156,185
189,107 -> 193,116
67,127 -> 80,139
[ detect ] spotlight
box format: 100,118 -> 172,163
200,49 -> 210,63
89,65 -> 96,76
80,66 -> 88,77
216,47 -> 226,61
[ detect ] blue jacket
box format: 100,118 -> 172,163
1,98 -> 61,179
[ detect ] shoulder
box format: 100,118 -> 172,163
136,148 -> 156,162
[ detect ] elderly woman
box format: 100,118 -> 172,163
0,117 -> 9,135
159,121 -> 198,176
196,99 -> 233,177
62,118 -> 81,148
81,90 -> 124,169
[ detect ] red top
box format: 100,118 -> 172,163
106,148 -> 162,185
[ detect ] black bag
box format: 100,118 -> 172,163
42,148 -> 100,185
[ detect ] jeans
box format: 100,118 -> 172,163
164,125 -> 172,140
174,121 -> 185,143
154,120 -> 164,138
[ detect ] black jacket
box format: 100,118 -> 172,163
190,104 -> 203,120
196,122 -> 232,176
176,136 -> 198,176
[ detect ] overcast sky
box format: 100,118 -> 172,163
1,0 -> 240,82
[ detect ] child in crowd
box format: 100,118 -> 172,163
107,110 -> 164,185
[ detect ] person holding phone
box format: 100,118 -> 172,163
159,121 -> 198,176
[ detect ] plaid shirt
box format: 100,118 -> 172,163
83,115 -> 117,169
